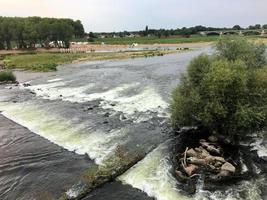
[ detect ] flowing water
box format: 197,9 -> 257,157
0,45 -> 266,200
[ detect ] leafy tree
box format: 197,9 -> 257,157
0,16 -> 85,49
255,24 -> 261,29
171,38 -> 267,137
232,25 -> 242,30
72,20 -> 85,38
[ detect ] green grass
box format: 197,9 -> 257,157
0,70 -> 16,83
4,53 -> 87,72
89,35 -> 220,45
3,50 -> 175,72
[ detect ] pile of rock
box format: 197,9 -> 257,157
175,136 -> 236,182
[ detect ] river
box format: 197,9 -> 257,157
0,45 -> 266,200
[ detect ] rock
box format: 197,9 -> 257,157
104,112 -> 110,117
218,170 -> 231,177
184,164 -> 199,176
103,120 -> 109,124
198,147 -> 211,158
186,148 -> 198,157
23,83 -> 31,87
210,170 -> 231,180
86,106 -> 94,110
221,162 -> 236,173
120,114 -> 127,121
214,161 -> 223,168
205,156 -> 226,164
175,170 -> 188,181
187,157 -> 206,165
208,135 -> 218,142
110,103 -> 116,107
200,141 -> 221,155
199,139 -> 206,143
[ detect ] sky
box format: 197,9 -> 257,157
0,0 -> 266,32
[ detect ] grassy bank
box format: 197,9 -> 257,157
89,35 -> 220,45
3,50 -> 176,72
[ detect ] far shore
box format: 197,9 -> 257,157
0,42 -> 213,55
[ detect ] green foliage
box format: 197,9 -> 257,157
171,38 -> 267,136
0,70 -> 16,82
216,37 -> 266,68
0,16 -> 85,49
4,53 -> 85,72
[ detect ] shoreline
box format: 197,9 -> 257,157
0,42 -> 213,55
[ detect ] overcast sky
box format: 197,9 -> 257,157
0,0 -> 266,32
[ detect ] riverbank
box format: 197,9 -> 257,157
1,49 -> 180,72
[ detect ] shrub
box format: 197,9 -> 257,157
171,38 -> 267,137
0,70 -> 16,83
216,37 -> 266,68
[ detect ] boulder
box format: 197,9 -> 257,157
200,141 -> 221,154
204,156 -> 226,164
218,170 -> 231,177
184,164 -> 199,176
186,148 -> 198,157
221,162 -> 236,173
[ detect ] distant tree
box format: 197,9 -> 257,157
249,24 -> 261,30
164,30 -> 170,37
255,24 -> 261,29
144,25 -> 149,36
89,32 -> 96,38
263,24 -> 267,29
232,25 -> 242,30
157,31 -> 162,38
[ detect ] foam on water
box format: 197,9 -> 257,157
119,141 -> 266,200
194,177 -> 265,200
0,102 -> 127,165
47,78 -> 63,83
118,142 -> 190,200
26,82 -> 168,121
250,136 -> 267,158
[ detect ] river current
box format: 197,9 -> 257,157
0,45 -> 266,200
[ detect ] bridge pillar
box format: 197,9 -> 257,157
239,30 -> 243,36
220,32 -> 223,37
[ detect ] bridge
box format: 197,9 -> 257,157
200,29 -> 267,36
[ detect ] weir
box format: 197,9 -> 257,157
0,46 -> 266,200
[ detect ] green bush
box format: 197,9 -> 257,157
216,37 -> 266,68
171,38 -> 267,137
0,71 -> 16,83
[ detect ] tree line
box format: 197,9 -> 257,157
0,16 -> 85,50
95,24 -> 267,39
